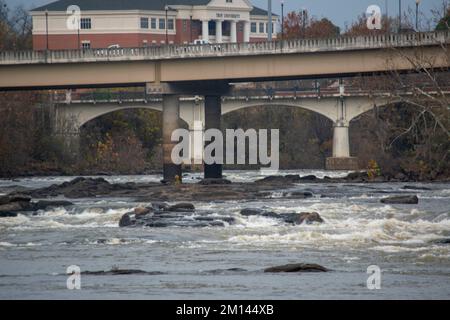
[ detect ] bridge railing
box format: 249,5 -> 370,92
49,84 -> 450,104
1,31 -> 447,65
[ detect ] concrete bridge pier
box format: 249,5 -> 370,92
180,101 -> 204,171
52,104 -> 82,163
326,89 -> 359,171
162,95 -> 182,182
204,95 -> 222,179
326,122 -> 359,170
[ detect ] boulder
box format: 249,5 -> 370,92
134,207 -> 152,216
240,208 -> 265,216
289,191 -> 314,198
33,200 -> 74,210
296,212 -> 324,225
278,212 -> 324,225
240,209 -> 323,225
299,175 -> 317,181
119,213 -> 134,227
168,203 -> 195,212
0,195 -> 31,205
151,202 -> 169,211
199,178 -> 232,185
255,175 -> 301,184
345,171 -> 369,182
264,263 -> 329,273
402,185 -> 431,191
0,201 -> 33,213
0,211 -> 18,217
380,195 -> 419,204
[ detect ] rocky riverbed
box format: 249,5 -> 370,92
0,170 -> 449,299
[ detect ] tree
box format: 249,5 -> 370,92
344,14 -> 398,36
280,10 -> 340,40
305,18 -> 340,38
0,0 -> 32,50
436,7 -> 450,30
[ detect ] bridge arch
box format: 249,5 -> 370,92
221,98 -> 339,122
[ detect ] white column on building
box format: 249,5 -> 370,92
215,20 -> 223,43
202,20 -> 209,41
230,20 -> 237,43
243,21 -> 251,42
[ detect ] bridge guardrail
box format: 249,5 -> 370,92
0,31 -> 448,65
46,85 -> 450,104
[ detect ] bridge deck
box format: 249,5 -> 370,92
0,31 -> 448,66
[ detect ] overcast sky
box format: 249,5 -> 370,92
3,0 -> 447,30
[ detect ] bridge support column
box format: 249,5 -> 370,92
189,120 -> 204,171
204,95 -> 222,179
163,95 -> 182,183
53,104 -> 81,163
326,124 -> 359,170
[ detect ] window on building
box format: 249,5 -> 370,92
159,18 -> 165,30
251,22 -> 257,33
226,0 -> 233,2
142,40 -> 148,47
151,18 -> 157,29
259,22 -> 264,33
140,17 -> 148,29
80,18 -> 91,29
168,19 -> 174,30
81,41 -> 91,49
183,20 -> 187,31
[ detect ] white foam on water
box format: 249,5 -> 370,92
0,207 -> 133,231
0,241 -> 15,247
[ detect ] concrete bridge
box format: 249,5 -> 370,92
0,31 -> 449,90
1,31 -> 449,181
51,87 -> 402,173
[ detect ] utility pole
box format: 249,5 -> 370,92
398,0 -> 402,33
268,0 -> 272,41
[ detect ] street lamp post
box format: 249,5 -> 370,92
190,15 -> 193,43
268,0 -> 272,41
398,0 -> 402,33
165,6 -> 177,45
45,10 -> 49,50
415,0 -> 421,31
281,0 -> 284,40
302,9 -> 307,37
165,6 -> 168,44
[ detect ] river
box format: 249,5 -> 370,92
0,170 -> 449,299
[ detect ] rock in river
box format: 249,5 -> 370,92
380,195 -> 419,204
264,263 -> 329,273
240,208 -> 324,225
296,212 -> 324,225
119,202 -> 234,228
167,203 -> 195,212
